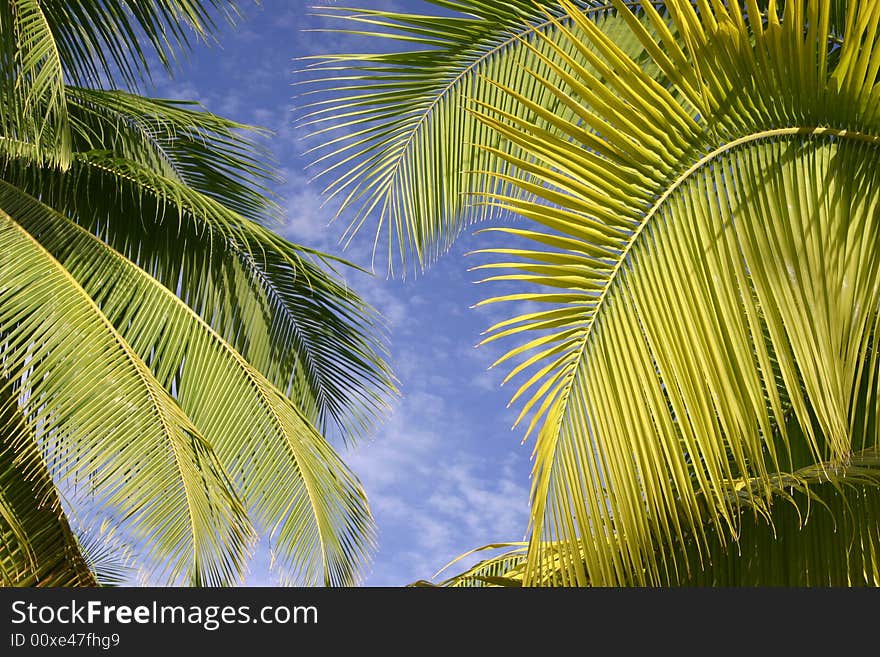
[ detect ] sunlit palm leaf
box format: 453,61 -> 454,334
0,202 -> 254,586
0,374 -> 96,586
436,446 -> 880,586
466,0 -> 880,585
422,542 -> 528,587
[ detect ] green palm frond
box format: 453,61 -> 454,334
0,181 -> 376,585
0,0 -> 391,587
304,0 -> 670,274
0,90 -> 396,444
0,202 -> 255,585
0,0 -> 70,167
0,0 -> 251,169
66,87 -> 279,220
464,0 -> 880,585
32,0 -> 244,89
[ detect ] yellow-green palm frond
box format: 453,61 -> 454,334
421,543 -> 529,587
465,0 -> 880,586
0,201 -> 255,585
0,373 -> 96,587
436,447 -> 880,587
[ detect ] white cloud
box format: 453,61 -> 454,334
346,388 -> 530,586
279,169 -> 340,248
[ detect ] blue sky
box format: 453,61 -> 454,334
148,1 -> 533,586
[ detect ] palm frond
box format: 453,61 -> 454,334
427,542 -> 528,587
0,372 -> 96,586
465,0 -> 880,585
71,518 -> 136,587
0,0 -> 252,168
0,103 -> 396,444
0,201 -> 254,585
66,87 -> 280,221
0,0 -> 71,168
35,0 -> 245,89
0,0 -> 389,586
0,181 -> 376,585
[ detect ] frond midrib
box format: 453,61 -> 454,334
552,124 -> 880,441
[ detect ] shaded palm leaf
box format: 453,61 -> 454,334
0,373 -> 96,586
66,87 -> 280,220
304,0 -> 670,274
34,0 -> 244,89
0,0 -> 70,167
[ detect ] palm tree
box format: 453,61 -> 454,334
309,0 -> 880,585
0,0 -> 395,586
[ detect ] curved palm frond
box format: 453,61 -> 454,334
0,0 -> 70,167
0,0 -> 250,169
423,542 -> 529,587
304,0 -> 672,274
0,181 -> 375,585
0,202 -> 255,585
0,89 -> 397,444
436,444 -> 880,587
34,0 -> 245,89
71,518 -> 137,587
463,0 -> 880,585
66,87 -> 280,220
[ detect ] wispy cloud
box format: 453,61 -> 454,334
347,399 -> 529,586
